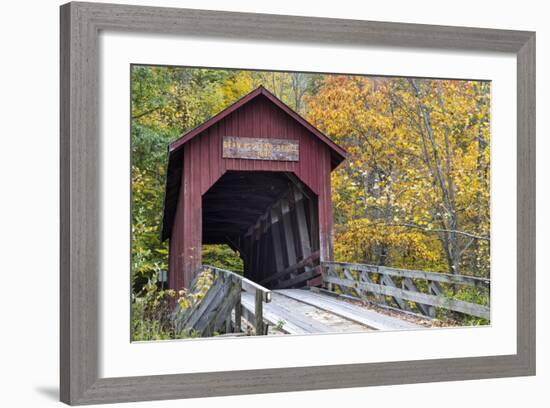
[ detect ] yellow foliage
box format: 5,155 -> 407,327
308,76 -> 490,275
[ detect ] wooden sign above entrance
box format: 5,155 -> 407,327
222,136 -> 299,161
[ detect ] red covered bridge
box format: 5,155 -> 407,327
161,86 -> 490,336
162,86 -> 346,290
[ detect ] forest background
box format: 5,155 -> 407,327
131,66 -> 491,315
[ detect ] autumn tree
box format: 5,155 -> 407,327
306,75 -> 490,277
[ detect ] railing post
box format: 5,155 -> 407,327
255,289 -> 264,335
234,297 -> 242,333
324,263 -> 333,292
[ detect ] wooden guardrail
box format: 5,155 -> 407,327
173,265 -> 272,336
207,266 -> 272,335
172,266 -> 241,337
321,262 -> 490,320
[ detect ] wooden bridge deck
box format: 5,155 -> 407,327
241,288 -> 422,335
181,264 -> 489,337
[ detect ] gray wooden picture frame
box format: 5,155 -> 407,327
60,2 -> 536,405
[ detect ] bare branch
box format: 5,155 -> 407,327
388,222 -> 490,241
132,105 -> 162,120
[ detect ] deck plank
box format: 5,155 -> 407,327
241,292 -> 306,334
241,292 -> 320,334
241,292 -> 369,334
275,289 -> 422,331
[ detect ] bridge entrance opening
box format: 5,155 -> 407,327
202,170 -> 320,289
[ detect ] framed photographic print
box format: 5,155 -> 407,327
60,1 -> 535,405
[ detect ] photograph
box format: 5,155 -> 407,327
130,65 -> 491,341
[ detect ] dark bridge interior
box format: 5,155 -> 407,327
202,171 -> 320,288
